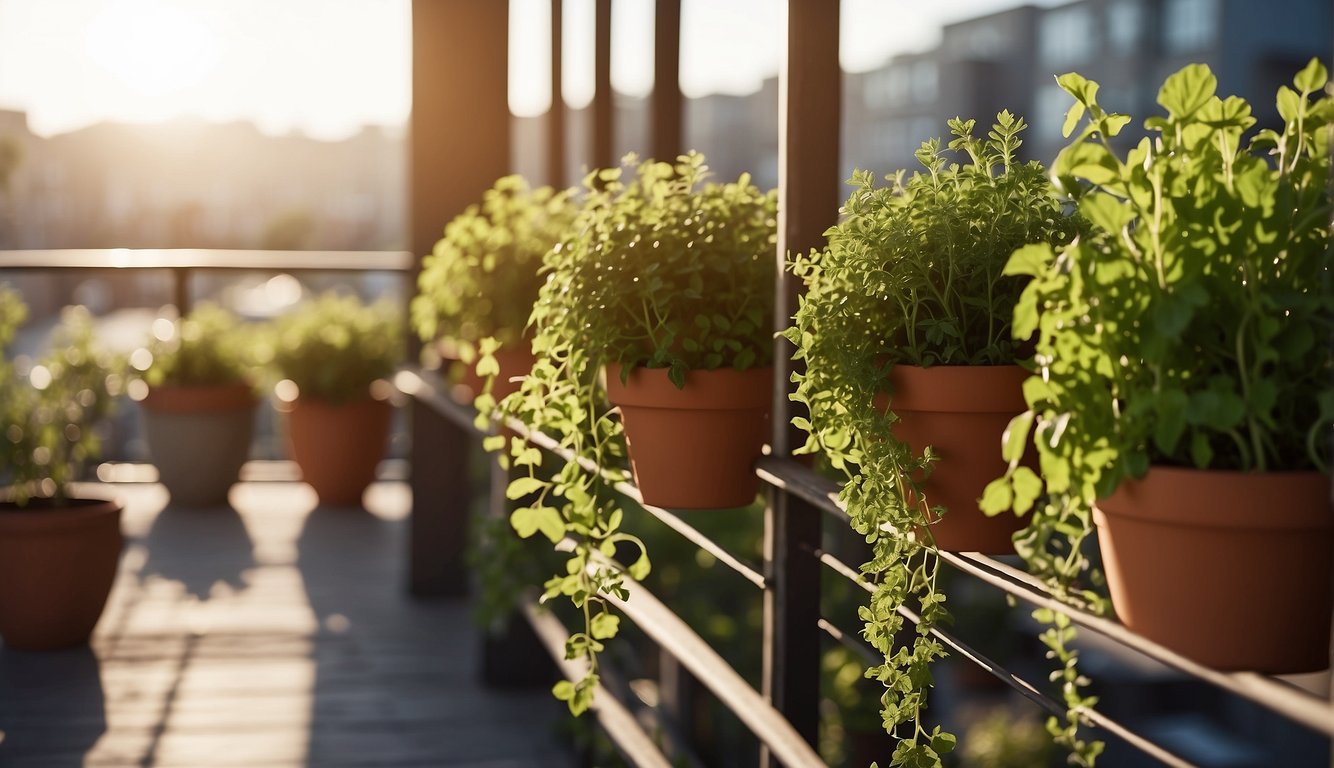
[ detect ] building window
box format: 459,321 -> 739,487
1163,0 -> 1218,54
1039,6 -> 1096,68
1107,0 -> 1142,54
1036,81 -> 1074,144
911,61 -> 938,105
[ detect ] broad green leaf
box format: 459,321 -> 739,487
1157,63 -> 1217,118
1293,57 -> 1328,94
1004,243 -> 1054,277
506,476 -> 547,499
1001,411 -> 1034,464
590,611 -> 620,640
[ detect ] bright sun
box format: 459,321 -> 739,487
83,0 -> 221,102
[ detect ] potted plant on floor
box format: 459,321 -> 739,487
135,303 -> 260,507
985,57 -> 1332,694
785,112 -> 1078,765
0,290 -> 125,650
481,152 -> 777,714
271,292 -> 403,507
412,174 -> 576,403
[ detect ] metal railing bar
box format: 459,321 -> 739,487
756,456 -> 848,523
939,549 -> 1334,738
392,369 -> 478,432
758,455 -> 1334,737
0,248 -> 414,272
593,553 -> 826,768
814,550 -> 1200,768
816,618 -> 879,667
397,366 -> 768,589
609,480 -> 768,589
521,599 -> 674,768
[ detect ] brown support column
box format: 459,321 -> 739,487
548,0 -> 567,187
762,0 -> 840,762
651,0 -> 682,161
409,0 -> 511,596
592,0 -> 614,169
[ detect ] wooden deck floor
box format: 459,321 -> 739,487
0,477 -> 570,767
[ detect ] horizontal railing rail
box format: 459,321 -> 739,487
756,456 -> 1334,741
0,248 -> 412,314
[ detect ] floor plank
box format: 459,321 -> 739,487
0,480 -> 568,768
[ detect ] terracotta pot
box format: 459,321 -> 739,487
440,343 -> 534,404
287,397 -> 392,506
876,364 -> 1029,554
1095,467 -> 1332,672
0,496 -> 123,650
141,384 -> 257,507
604,365 -> 771,509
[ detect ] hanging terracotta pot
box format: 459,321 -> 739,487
287,397 -> 393,506
605,365 -> 771,509
141,384 -> 257,507
439,343 -> 534,405
1095,467 -> 1332,673
0,496 -> 123,650
877,364 -> 1029,554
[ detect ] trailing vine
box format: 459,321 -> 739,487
479,153 -> 776,715
787,113 -> 1078,766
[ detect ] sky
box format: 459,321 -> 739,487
0,0 -> 1061,139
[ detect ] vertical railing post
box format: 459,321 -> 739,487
407,0 -> 511,596
592,0 -> 614,169
651,0 -> 682,162
172,266 -> 192,315
763,0 -> 841,764
548,0 -> 566,187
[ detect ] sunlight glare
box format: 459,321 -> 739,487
84,0 -> 221,102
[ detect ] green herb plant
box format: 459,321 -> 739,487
785,113 -> 1078,766
140,302 -> 257,390
411,175 -> 577,364
0,288 -> 123,506
270,291 -> 404,405
982,60 -> 1334,765
479,152 -> 776,715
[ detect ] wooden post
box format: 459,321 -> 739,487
651,0 -> 682,162
408,0 -> 511,596
549,0 -> 566,187
592,0 -> 614,169
762,0 -> 840,762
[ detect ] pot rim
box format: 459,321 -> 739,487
143,383 -> 258,413
604,364 -> 772,410
885,363 -> 1029,414
1096,465 -> 1332,531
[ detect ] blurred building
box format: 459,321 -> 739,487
843,0 -> 1332,177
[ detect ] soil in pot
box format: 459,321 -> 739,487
141,384 -> 257,507
878,364 -> 1030,554
287,397 -> 393,507
1095,467 -> 1332,673
0,497 -> 123,650
605,365 -> 770,510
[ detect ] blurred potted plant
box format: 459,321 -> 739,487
271,292 -> 403,506
136,303 -> 260,507
785,113 -> 1077,765
0,289 -> 125,650
481,152 -> 776,714
986,61 -> 1333,671
411,174 -> 576,402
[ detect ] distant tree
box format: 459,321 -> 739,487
0,136 -> 20,192
260,209 -> 314,251
0,137 -> 21,247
